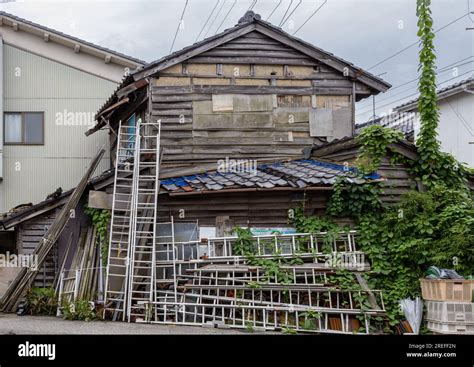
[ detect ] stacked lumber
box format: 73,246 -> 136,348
59,227 -> 102,304
0,148 -> 105,312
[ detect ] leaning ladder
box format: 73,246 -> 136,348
103,120 -> 137,319
126,118 -> 162,322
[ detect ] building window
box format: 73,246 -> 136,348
4,112 -> 44,145
216,63 -> 223,76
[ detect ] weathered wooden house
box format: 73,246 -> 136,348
85,11 -> 396,234
0,13 -> 425,332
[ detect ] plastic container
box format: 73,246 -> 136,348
420,279 -> 474,302
425,301 -> 474,323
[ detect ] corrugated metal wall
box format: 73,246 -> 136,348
1,45 -> 116,211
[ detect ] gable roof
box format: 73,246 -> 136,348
89,11 -> 391,135
134,11 -> 390,92
0,11 -> 146,67
395,76 -> 474,112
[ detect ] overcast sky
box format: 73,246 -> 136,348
1,0 -> 473,122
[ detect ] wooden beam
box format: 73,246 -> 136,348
116,78 -> 149,99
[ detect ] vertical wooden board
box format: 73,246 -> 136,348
310,108 -> 333,137
332,107 -> 353,139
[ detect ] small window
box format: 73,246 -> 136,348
4,112 -> 44,145
216,63 -> 223,76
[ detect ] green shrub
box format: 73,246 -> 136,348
25,287 -> 57,316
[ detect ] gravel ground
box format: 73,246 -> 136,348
0,314 -> 255,335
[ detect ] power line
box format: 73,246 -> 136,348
170,0 -> 190,53
203,0 -> 226,38
367,12 -> 470,71
357,57 -> 474,109
357,62 -> 474,114
248,0 -> 257,11
195,0 -> 220,42
293,0 -> 327,35
356,69 -> 474,118
279,0 -> 294,26
215,0 -> 237,34
468,0 -> 474,22
280,0 -> 302,27
266,0 -> 282,21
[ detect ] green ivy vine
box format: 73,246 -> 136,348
355,125 -> 404,175
85,207 -> 111,267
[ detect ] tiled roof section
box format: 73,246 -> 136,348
160,159 -> 381,194
356,111 -> 418,139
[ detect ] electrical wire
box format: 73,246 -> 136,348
203,0 -> 227,38
266,0 -> 282,21
170,0 -> 190,53
170,0 -> 189,53
293,0 -> 327,35
357,62 -> 474,114
279,0 -> 294,26
195,0 -> 220,42
357,57 -> 474,110
467,0 -> 474,22
367,12 -> 471,71
248,0 -> 257,11
215,0 -> 237,34
280,0 -> 302,27
355,69 -> 474,117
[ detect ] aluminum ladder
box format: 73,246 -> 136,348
126,119 -> 162,322
103,120 -> 137,320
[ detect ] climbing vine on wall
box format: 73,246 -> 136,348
85,207 -> 111,267
414,0 -> 471,189
355,125 -> 404,175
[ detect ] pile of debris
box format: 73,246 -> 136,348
104,225 -> 386,334
0,149 -> 105,313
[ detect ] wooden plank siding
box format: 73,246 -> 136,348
17,210 -> 57,287
139,31 -> 365,171
157,190 -> 332,227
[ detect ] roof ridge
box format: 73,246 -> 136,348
0,10 -> 146,65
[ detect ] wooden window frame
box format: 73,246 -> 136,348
4,112 -> 45,146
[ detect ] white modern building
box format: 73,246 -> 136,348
396,77 -> 474,167
358,77 -> 474,167
0,11 -> 145,213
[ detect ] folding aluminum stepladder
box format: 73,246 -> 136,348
103,120 -> 137,320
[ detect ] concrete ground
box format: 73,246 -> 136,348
0,313 -> 254,334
